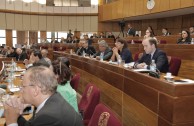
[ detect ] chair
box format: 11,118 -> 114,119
78,83 -> 100,125
70,73 -> 80,91
88,103 -> 122,126
167,56 -> 181,76
133,52 -> 143,62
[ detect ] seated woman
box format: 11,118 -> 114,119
177,30 -> 191,44
52,62 -> 78,112
111,38 -> 133,63
144,29 -> 157,40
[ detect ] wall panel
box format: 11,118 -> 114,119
6,13 -> 15,29
0,13 -> 6,29
76,16 -> 84,32
170,0 -> 180,9
6,29 -> 12,47
30,2 -> 39,12
68,16 -> 77,31
91,16 -> 98,32
46,16 -> 54,31
135,0 -> 144,16
128,0 -> 136,16
0,0 -> 5,9
31,15 -> 39,31
14,0 -> 23,11
39,16 -> 46,31
83,16 -> 91,32
159,0 -> 170,12
23,15 -> 31,30
54,16 -> 62,31
123,0 -> 130,17
61,16 -> 69,31
180,0 -> 193,8
15,14 -> 23,30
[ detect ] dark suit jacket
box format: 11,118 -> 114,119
136,49 -> 169,73
16,52 -> 27,61
75,47 -> 83,56
81,46 -> 96,55
94,47 -> 113,60
17,93 -> 83,126
127,28 -> 136,36
7,52 -> 17,58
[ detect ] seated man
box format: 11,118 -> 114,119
41,49 -> 51,65
24,50 -> 50,68
94,40 -> 113,60
4,66 -> 83,126
81,40 -> 96,56
75,40 -> 84,56
189,26 -> 194,35
16,48 -> 27,61
162,28 -> 171,36
134,38 -> 169,73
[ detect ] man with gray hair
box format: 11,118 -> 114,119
41,49 -> 51,65
4,66 -> 83,126
94,40 -> 113,60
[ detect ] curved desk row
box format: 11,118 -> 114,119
54,52 -> 194,126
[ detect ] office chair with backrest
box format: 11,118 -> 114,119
70,73 -> 80,91
167,56 -> 181,76
78,83 -> 100,125
88,103 -> 122,126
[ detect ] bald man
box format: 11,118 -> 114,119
16,48 -> 27,61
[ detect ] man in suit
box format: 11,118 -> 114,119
189,26 -> 194,35
135,38 -> 169,73
4,66 -> 83,126
81,40 -> 96,56
162,28 -> 171,36
94,40 -> 113,60
23,50 -> 50,68
75,40 -> 84,56
16,48 -> 27,61
127,23 -> 136,37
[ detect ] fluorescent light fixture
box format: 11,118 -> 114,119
36,0 -> 46,4
23,0 -> 32,3
91,0 -> 98,5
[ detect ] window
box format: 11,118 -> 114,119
0,30 -> 6,46
38,31 -> 41,43
12,30 -> 17,47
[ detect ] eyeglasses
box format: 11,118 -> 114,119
19,84 -> 35,89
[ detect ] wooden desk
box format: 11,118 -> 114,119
0,61 -> 32,126
54,52 -> 194,126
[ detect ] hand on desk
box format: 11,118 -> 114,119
136,63 -> 147,69
3,96 -> 24,125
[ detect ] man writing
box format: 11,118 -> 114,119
3,66 -> 83,126
135,38 -> 169,73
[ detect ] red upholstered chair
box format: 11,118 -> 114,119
88,103 -> 122,126
168,56 -> 181,76
70,73 -> 80,91
78,83 -> 100,125
133,52 -> 143,62
159,40 -> 167,44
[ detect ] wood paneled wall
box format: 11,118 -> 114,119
29,31 -> 38,44
0,13 -> 98,32
98,13 -> 194,35
99,0 -> 194,21
6,29 -> 12,47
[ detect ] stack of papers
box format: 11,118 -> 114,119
173,79 -> 194,84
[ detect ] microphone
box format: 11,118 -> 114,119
76,47 -> 83,56
89,49 -> 95,55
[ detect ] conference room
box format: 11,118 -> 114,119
0,0 -> 194,126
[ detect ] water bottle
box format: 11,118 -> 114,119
82,50 -> 85,57
150,60 -> 156,72
117,55 -> 122,65
100,52 -> 104,61
191,38 -> 194,44
131,40 -> 134,44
